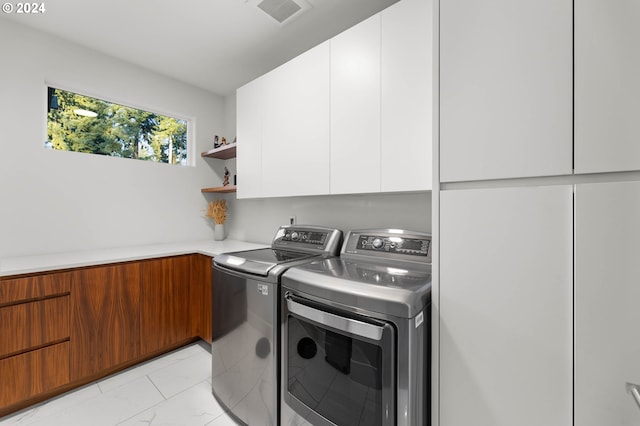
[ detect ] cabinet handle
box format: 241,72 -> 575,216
626,383 -> 640,411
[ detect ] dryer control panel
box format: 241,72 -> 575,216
342,229 -> 432,264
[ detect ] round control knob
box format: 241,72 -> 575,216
291,231 -> 300,241
372,238 -> 384,249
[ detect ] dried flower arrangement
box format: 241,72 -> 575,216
205,199 -> 227,224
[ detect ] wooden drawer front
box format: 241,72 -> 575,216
0,297 -> 70,358
0,342 -> 69,408
0,273 -> 71,306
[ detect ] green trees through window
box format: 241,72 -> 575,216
46,87 -> 188,165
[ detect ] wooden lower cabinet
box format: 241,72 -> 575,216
70,263 -> 141,381
0,253 -> 212,416
140,256 -> 192,355
0,342 -> 70,408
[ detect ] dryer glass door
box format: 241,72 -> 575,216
284,293 -> 395,426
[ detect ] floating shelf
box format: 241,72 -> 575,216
201,185 -> 237,194
201,143 -> 236,160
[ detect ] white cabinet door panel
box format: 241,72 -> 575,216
575,0 -> 640,174
440,186 -> 572,426
236,78 -> 263,199
381,0 -> 432,192
440,0 -> 572,182
575,181 -> 640,426
261,42 -> 330,197
330,14 -> 381,195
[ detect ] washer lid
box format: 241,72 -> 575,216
282,258 -> 432,318
215,248 -> 315,276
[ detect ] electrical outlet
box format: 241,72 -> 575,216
289,216 -> 296,225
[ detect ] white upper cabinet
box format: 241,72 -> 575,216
330,14 -> 381,195
236,77 -> 263,199
575,181 -> 640,426
440,185 -> 573,426
261,42 -> 331,197
575,0 -> 640,174
381,0 -> 433,192
440,0 -> 573,182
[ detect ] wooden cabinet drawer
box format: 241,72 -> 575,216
0,342 -> 70,408
0,296 -> 70,358
0,273 -> 71,306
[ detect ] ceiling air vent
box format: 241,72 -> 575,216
257,0 -> 302,23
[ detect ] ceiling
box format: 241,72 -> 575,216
1,0 -> 398,96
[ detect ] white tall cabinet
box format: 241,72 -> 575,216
439,186 -> 573,426
440,0 -> 572,182
575,182 -> 640,426
572,2 -> 640,422
438,0 -> 640,425
575,0 -> 640,174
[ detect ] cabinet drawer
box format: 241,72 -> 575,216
0,296 -> 70,358
0,273 -> 71,306
0,341 -> 70,408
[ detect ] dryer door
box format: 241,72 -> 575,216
282,291 -> 395,426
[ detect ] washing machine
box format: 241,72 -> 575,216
211,225 -> 342,426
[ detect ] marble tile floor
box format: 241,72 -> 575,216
0,341 -> 241,426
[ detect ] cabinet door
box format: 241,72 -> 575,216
70,263 -> 140,380
189,254 -> 212,343
575,181 -> 640,425
440,0 -> 572,182
330,14 -> 381,194
439,186 -> 572,426
381,0 -> 432,192
140,256 -> 191,355
236,78 -> 264,199
575,0 -> 640,174
261,42 -> 330,197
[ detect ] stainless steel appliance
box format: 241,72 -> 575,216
211,225 -> 343,426
280,229 -> 432,426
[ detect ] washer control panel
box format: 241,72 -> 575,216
342,229 -> 432,264
281,229 -> 327,245
272,225 -> 343,255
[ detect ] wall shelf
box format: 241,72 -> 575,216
201,143 -> 236,160
201,143 -> 236,193
201,185 -> 236,194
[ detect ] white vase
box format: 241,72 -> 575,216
214,223 -> 225,241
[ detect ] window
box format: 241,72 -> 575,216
46,87 -> 189,166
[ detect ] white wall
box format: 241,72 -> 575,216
0,19 -> 431,258
221,191 -> 432,244
0,19 -> 224,257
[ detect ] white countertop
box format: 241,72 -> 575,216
0,239 -> 268,277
